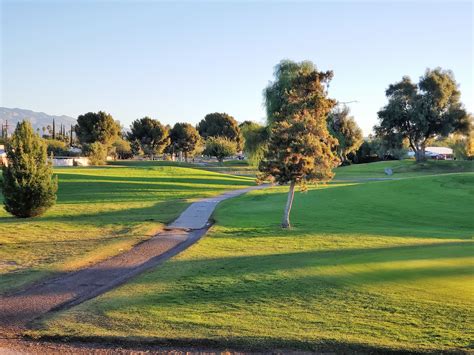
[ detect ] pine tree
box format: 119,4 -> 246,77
2,121 -> 58,218
259,60 -> 339,228
52,119 -> 56,140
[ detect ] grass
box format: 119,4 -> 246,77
334,159 -> 474,180
33,164 -> 474,352
0,162 -> 253,294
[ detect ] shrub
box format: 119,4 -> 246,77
111,137 -> 133,159
2,121 -> 58,218
83,142 -> 107,165
45,139 -> 68,156
203,137 -> 237,162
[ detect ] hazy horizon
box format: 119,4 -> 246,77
1,1 -> 472,135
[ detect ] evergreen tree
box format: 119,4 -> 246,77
127,117 -> 170,160
327,105 -> 363,164
259,60 -> 339,228
375,68 -> 471,162
169,122 -> 202,162
2,121 -> 57,218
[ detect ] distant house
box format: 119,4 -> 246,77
407,146 -> 454,160
0,144 -> 89,167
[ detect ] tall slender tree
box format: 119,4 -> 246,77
258,60 -> 339,228
327,105 -> 363,164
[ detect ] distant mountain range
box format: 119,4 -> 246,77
0,107 -> 76,135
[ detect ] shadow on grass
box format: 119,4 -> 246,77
30,333 -> 426,354
0,199 -> 188,228
89,241 -> 473,310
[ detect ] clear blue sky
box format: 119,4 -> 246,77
1,0 -> 472,135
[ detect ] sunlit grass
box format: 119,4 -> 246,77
36,172 -> 474,352
0,163 -> 254,293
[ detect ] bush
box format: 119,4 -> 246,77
83,142 -> 107,165
111,138 -> 133,159
2,121 -> 58,218
45,139 -> 68,156
203,137 -> 237,162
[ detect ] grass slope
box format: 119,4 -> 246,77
334,159 -> 474,179
35,170 -> 474,352
0,163 -> 253,294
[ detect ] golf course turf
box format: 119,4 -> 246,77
0,164 -> 254,294
27,161 -> 473,352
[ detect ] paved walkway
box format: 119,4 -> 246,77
0,184 -> 268,337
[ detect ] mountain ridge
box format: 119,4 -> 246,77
0,107 -> 76,134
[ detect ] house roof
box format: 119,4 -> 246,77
425,146 -> 453,155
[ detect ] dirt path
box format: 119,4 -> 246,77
0,185 -> 268,339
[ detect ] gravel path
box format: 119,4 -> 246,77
0,185 -> 268,339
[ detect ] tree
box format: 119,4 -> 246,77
2,121 -> 57,218
327,105 -> 363,164
75,111 -> 121,146
240,121 -> 269,166
203,137 -> 237,163
375,68 -> 471,162
169,123 -> 202,162
127,117 -> 170,160
111,137 -> 133,160
258,60 -> 339,228
197,113 -> 242,148
45,139 -> 68,156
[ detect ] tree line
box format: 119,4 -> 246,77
71,111 -> 245,164
1,59 -> 471,222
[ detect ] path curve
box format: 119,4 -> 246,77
0,184 -> 269,337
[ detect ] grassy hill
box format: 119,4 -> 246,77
0,164 -> 253,294
33,165 -> 474,352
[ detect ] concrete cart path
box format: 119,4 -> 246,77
169,185 -> 267,229
0,184 -> 269,337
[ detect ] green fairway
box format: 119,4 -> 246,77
34,169 -> 474,352
0,163 -> 253,294
334,159 -> 474,180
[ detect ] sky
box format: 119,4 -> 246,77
1,0 -> 472,136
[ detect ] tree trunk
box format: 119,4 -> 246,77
184,151 -> 188,163
281,181 -> 296,229
415,146 -> 426,162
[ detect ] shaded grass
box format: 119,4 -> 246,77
36,173 -> 474,352
0,165 -> 253,294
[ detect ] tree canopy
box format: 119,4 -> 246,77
203,136 -> 237,162
259,59 -> 339,228
197,112 -> 241,148
127,117 -> 170,159
375,68 -> 471,162
169,122 -> 202,162
75,111 -> 121,146
2,121 -> 57,218
240,121 -> 269,166
328,105 -> 363,164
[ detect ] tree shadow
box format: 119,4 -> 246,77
90,240 -> 472,310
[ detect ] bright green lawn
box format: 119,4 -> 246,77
334,159 -> 474,180
35,170 -> 474,352
0,163 -> 253,294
